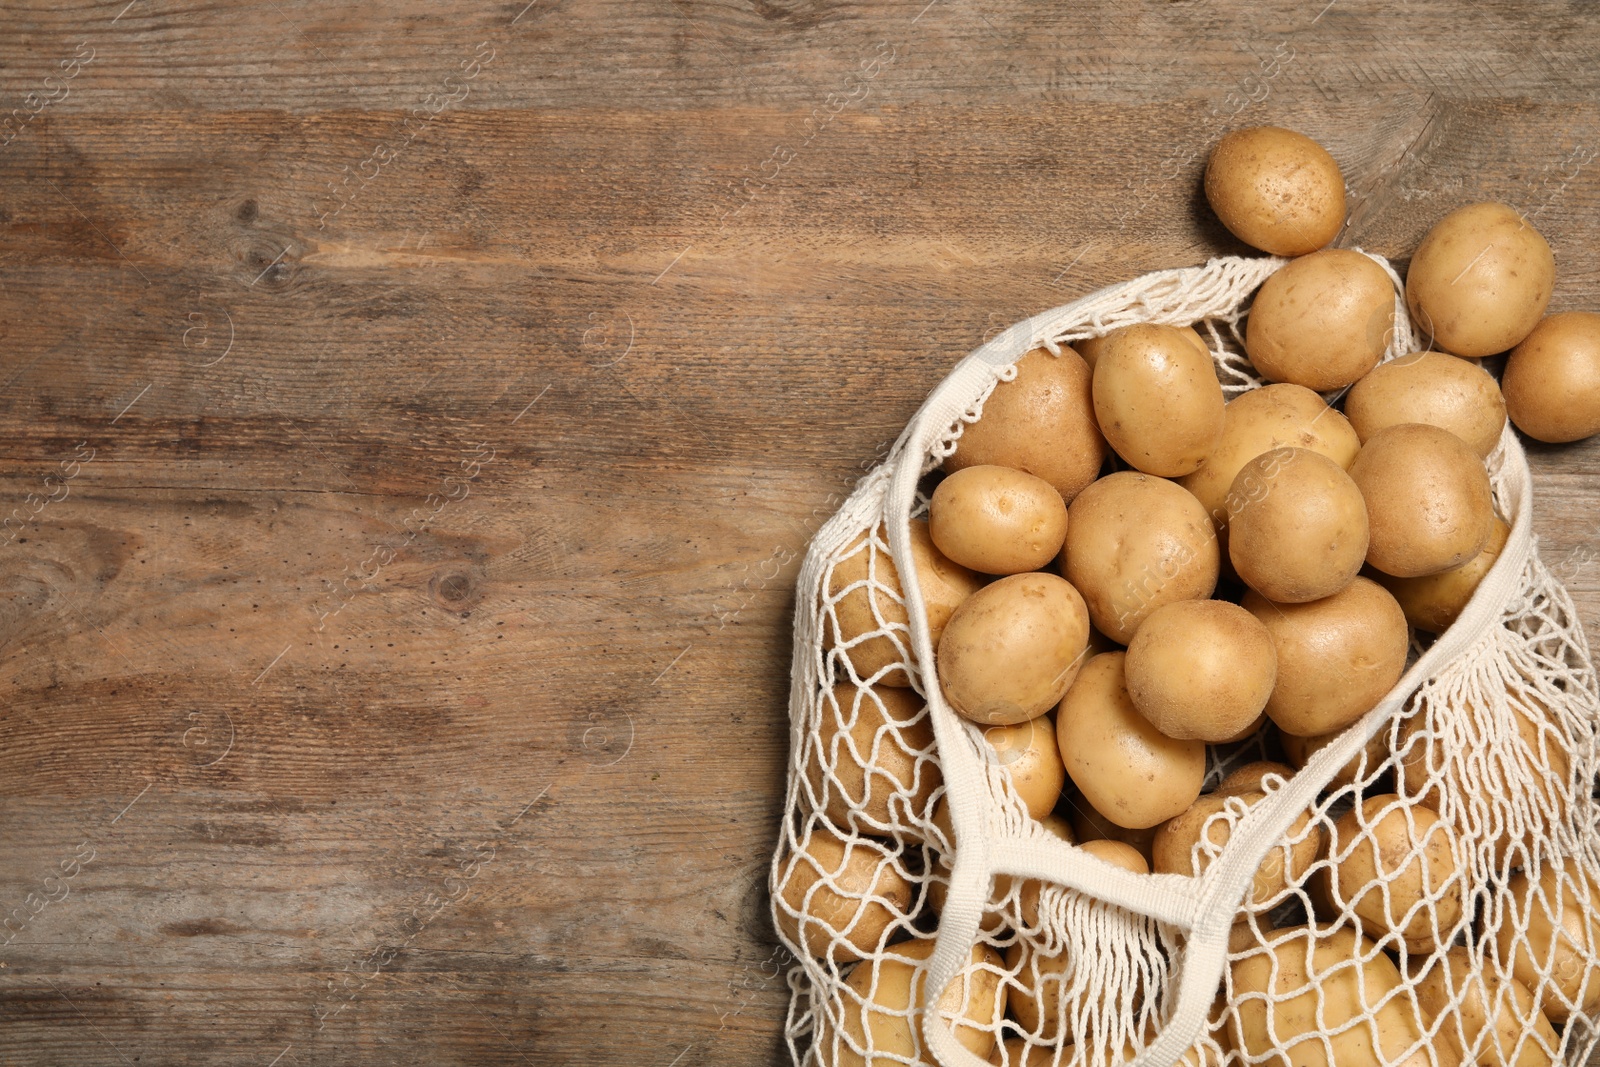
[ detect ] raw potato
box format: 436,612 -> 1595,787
1180,383 -> 1361,530
1003,941 -> 1138,1047
1091,323 -> 1226,477
1204,127 -> 1345,256
823,938 -> 1004,1066
827,520 -> 983,687
1056,652 -> 1206,830
1350,423 -> 1494,578
776,826 -> 912,963
1078,326 -> 1210,372
1345,350 -> 1508,459
1410,947 -> 1560,1067
1406,202 -> 1555,358
1012,812 -> 1079,929
1503,311 -> 1600,443
1281,726 -> 1388,793
808,684 -> 939,829
1245,249 -> 1395,391
1227,447 -> 1369,603
1079,838 -> 1149,874
1066,791 -> 1158,862
981,713 -> 1066,819
946,346 -> 1106,503
1318,794 -> 1464,953
1062,472 -> 1220,644
1216,760 -> 1296,797
1228,925 -> 1432,1067
1152,792 -> 1318,910
1374,515 -> 1510,634
1244,577 -> 1409,737
1493,858 -> 1600,1025
988,1037 -> 1069,1067
930,465 -> 1070,575
1124,600 -> 1277,742
938,572 -> 1090,725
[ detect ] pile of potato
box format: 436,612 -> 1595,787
792,126 -> 1600,1067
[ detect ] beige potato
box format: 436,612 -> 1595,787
1318,794 -> 1464,953
946,346 -> 1107,503
1065,790 -> 1158,862
1410,947 -> 1560,1067
776,825 -> 912,963
1245,249 -> 1395,391
1374,515 -> 1510,634
1492,858 -> 1600,1025
981,713 -> 1066,819
1345,350 -> 1508,459
1056,653 -> 1206,829
1504,311 -> 1600,443
827,520 -> 983,687
1152,792 -> 1318,910
823,938 -> 1004,1066
1216,760 -> 1296,797
1228,925 -> 1432,1067
1350,423 -> 1494,578
1012,812 -> 1080,929
1062,472 -> 1220,644
1091,324 -> 1226,477
1181,383 -> 1361,531
1079,838 -> 1149,874
1244,577 -> 1409,736
1003,941 -> 1140,1047
1227,447 -> 1369,603
1406,202 -> 1555,358
1281,725 -> 1389,793
938,572 -> 1090,725
807,684 -> 940,829
1204,127 -> 1346,257
930,465 -> 1070,575
1078,325 -> 1210,372
1124,599 -> 1277,742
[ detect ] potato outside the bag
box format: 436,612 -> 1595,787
980,713 -> 1066,819
776,825 -> 912,963
822,938 -> 1004,1067
1203,126 -> 1346,257
806,684 -> 939,830
937,572 -> 1090,726
1065,789 -> 1158,863
1405,202 -> 1554,358
1503,311 -> 1600,443
1244,248 -> 1395,391
1215,760 -> 1296,797
1077,325 -> 1209,372
1344,350 -> 1508,460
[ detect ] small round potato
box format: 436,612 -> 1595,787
1350,423 -> 1495,578
1124,599 -> 1277,742
776,825 -> 912,963
981,713 -> 1066,819
1180,383 -> 1361,530
1406,202 -> 1555,358
1410,947 -> 1561,1067
929,465 -> 1069,575
1056,652 -> 1206,829
1280,725 -> 1389,793
807,684 -> 940,829
1062,472 -> 1220,644
827,520 -> 983,687
824,937 -> 1004,1066
1216,760 -> 1297,797
1504,311 -> 1600,443
1492,858 -> 1600,1025
1091,323 -> 1226,477
1227,447 -> 1370,603
1345,350 -> 1508,459
937,572 -> 1090,725
1245,249 -> 1396,391
1374,515 -> 1510,634
946,347 -> 1106,503
1204,126 -> 1346,256
1153,791 -> 1318,909
1319,794 -> 1464,953
1244,577 -> 1409,737
1065,790 -> 1158,862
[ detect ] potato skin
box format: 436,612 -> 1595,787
1227,447 -> 1369,604
946,347 -> 1106,503
1152,791 -> 1317,909
1410,947 -> 1560,1067
824,938 -> 1004,1066
1066,789 -> 1158,862
1092,323 -> 1226,477
1504,311 -> 1600,443
1204,126 -> 1346,256
1216,760 -> 1296,797
1349,423 -> 1494,578
929,465 -> 1069,575
979,713 -> 1065,819
1405,202 -> 1555,358
1245,249 -> 1395,391
1492,859 -> 1600,1025
1373,515 -> 1510,634
1056,652 -> 1205,830
1124,599 -> 1277,742
775,826 -> 911,963
1062,472 -> 1220,644
937,572 -> 1090,725
1318,794 -> 1464,953
1345,350 -> 1508,459
807,684 -> 939,829
1244,577 -> 1409,736
1078,325 -> 1209,373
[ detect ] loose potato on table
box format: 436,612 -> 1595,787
1503,310 -> 1600,443
1245,248 -> 1395,391
776,825 -> 912,963
1226,446 -> 1369,604
808,683 -> 939,829
1124,599 -> 1277,742
1405,202 -> 1555,358
822,938 -> 1004,1066
1344,350 -> 1508,459
1349,423 -> 1494,578
1374,514 -> 1510,634
1204,126 -> 1346,257
946,346 -> 1106,503
929,464 -> 1069,575
1062,471 -> 1220,644
1091,323 -> 1226,477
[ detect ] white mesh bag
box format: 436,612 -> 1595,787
772,254 -> 1600,1067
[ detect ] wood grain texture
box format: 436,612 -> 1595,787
0,0 -> 1598,1063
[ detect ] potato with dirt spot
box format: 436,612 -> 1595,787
1405,202 -> 1554,358
1344,350 -> 1508,459
1092,323 -> 1226,477
930,465 -> 1069,575
1245,248 -> 1396,391
937,572 -> 1090,726
1204,126 -> 1346,257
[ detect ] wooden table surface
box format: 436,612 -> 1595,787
1,1 -> 1597,1063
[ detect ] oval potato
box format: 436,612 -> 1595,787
1227,447 -> 1369,604
1204,127 -> 1346,257
1092,323 -> 1226,477
938,572 -> 1090,725
1350,423 -> 1494,579
807,684 -> 940,829
776,825 -> 912,963
1406,202 -> 1554,358
823,938 -> 1004,1066
1245,248 -> 1395,391
1503,311 -> 1600,443
1318,793 -> 1464,953
930,465 -> 1070,575
1492,858 -> 1600,1025
1345,350 -> 1508,459
1124,599 -> 1277,742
